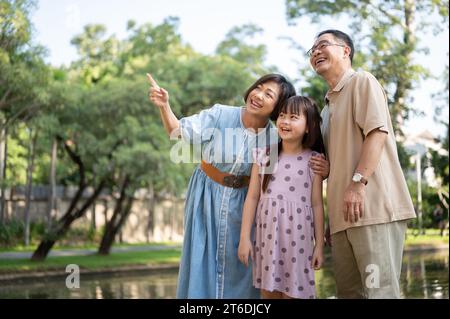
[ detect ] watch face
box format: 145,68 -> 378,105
352,174 -> 362,182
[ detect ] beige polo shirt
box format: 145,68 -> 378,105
321,69 -> 416,235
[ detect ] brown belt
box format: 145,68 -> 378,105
201,160 -> 250,188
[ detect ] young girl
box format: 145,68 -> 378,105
238,95 -> 326,299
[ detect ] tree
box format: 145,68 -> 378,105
0,0 -> 36,113
216,24 -> 269,76
0,0 -> 50,123
0,0 -> 50,221
70,24 -> 120,84
85,79 -> 177,255
286,0 -> 449,135
31,81 -> 115,260
29,18 -> 192,257
431,63 -> 449,188
124,17 -> 183,61
23,125 -> 37,245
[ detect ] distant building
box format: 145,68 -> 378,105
400,129 -> 448,187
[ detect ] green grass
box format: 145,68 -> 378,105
405,228 -> 449,246
0,249 -> 181,273
0,241 -> 180,253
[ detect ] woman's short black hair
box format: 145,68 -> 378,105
244,73 -> 296,121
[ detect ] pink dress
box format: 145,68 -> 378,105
252,148 -> 318,299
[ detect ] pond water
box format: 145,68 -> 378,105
0,249 -> 448,299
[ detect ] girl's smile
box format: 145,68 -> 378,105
277,112 -> 307,141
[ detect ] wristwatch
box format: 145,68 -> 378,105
352,172 -> 368,185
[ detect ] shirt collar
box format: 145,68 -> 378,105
324,69 -> 355,102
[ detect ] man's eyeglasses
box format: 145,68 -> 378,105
307,41 -> 347,57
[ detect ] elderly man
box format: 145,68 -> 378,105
308,29 -> 416,298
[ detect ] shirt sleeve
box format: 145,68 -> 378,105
354,73 -> 390,137
179,104 -> 222,144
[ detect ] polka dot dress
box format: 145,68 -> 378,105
253,149 -> 317,299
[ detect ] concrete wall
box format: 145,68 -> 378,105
2,186 -> 185,243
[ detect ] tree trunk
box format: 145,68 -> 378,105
31,137 -> 120,260
103,199 -> 108,225
392,0 -> 416,134
0,125 -> 8,222
146,184 -> 155,243
46,138 -> 57,228
91,200 -> 96,230
117,195 -> 133,238
32,136 -> 96,261
24,129 -> 38,246
98,175 -> 131,255
90,174 -> 97,232
31,179 -> 106,261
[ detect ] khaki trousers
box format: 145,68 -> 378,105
331,220 -> 407,299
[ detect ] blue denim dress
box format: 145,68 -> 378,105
176,104 -> 277,299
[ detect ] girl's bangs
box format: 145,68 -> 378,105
280,98 -> 305,116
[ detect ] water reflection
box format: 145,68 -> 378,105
401,250 -> 449,299
0,250 -> 447,299
314,249 -> 449,299
0,269 -> 178,299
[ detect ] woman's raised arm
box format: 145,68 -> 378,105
147,73 -> 180,138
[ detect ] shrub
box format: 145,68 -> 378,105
0,219 -> 24,248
